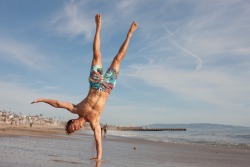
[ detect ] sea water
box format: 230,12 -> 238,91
101,124 -> 250,148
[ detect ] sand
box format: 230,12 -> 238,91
0,123 -> 66,138
1,123 -> 250,167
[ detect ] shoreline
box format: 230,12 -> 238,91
1,123 -> 250,150
1,124 -> 250,167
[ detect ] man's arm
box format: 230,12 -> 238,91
91,122 -> 102,160
31,98 -> 75,112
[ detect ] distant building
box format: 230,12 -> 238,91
0,109 -> 62,126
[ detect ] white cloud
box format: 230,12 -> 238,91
171,41 -> 203,70
122,0 -> 250,111
49,0 -> 94,40
116,0 -> 141,15
1,0 -> 250,126
0,38 -> 48,70
176,1 -> 250,59
135,0 -> 250,60
125,61 -> 250,113
0,81 -> 78,120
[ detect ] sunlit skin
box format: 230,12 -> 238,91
31,14 -> 138,161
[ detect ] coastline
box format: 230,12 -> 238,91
1,124 -> 250,167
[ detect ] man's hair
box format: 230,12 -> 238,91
65,119 -> 74,135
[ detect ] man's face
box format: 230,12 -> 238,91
69,119 -> 82,133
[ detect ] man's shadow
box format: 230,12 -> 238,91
90,160 -> 101,167
95,160 -> 101,167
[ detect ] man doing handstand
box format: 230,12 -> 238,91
31,14 -> 138,160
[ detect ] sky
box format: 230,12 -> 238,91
0,0 -> 250,127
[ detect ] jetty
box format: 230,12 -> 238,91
117,127 -> 186,131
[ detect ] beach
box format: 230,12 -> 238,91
1,123 -> 250,167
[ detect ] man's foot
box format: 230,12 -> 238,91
31,98 -> 43,104
128,21 -> 138,35
95,14 -> 101,31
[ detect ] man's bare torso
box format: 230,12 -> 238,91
73,88 -> 109,121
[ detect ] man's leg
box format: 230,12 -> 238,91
31,98 -> 75,112
109,21 -> 138,70
100,22 -> 138,94
92,14 -> 102,67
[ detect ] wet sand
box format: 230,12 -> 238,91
1,123 -> 250,167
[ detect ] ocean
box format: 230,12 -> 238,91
97,123 -> 250,148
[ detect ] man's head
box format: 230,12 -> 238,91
65,118 -> 84,135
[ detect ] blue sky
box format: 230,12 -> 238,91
0,0 -> 250,126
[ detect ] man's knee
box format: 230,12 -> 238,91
111,56 -> 121,68
92,56 -> 102,66
93,52 -> 101,59
114,54 -> 123,62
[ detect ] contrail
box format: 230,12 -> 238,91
171,41 -> 203,71
165,27 -> 203,70
164,28 -> 175,37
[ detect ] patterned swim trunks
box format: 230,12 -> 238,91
88,65 -> 119,94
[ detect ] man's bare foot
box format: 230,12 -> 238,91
128,21 -> 138,35
95,14 -> 101,30
31,98 -> 43,104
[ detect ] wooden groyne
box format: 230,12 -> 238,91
117,127 -> 186,131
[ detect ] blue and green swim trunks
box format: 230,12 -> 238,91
88,65 -> 119,94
